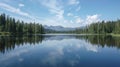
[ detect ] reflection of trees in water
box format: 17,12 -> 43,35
0,35 -> 120,54
76,35 -> 120,49
0,35 -> 43,53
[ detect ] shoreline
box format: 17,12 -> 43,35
0,33 -> 120,37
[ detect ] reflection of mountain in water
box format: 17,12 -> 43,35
43,35 -> 76,40
0,35 -> 120,53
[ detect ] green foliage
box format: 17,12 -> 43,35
0,13 -> 44,35
75,19 -> 120,34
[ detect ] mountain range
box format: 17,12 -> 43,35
44,25 -> 77,32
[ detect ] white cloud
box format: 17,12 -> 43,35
74,15 -> 79,18
0,0 -> 101,27
29,0 -> 85,27
40,0 -> 64,20
76,6 -> 81,11
85,14 -> 100,25
75,17 -> 84,23
67,13 -> 73,17
0,2 -> 40,23
0,2 -> 29,17
68,0 -> 79,5
70,14 -> 101,27
19,3 -> 24,7
56,10 -> 64,19
50,9 -> 64,20
70,20 -> 74,23
41,0 -> 61,10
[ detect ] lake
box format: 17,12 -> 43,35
0,35 -> 120,67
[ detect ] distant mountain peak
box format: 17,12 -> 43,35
44,25 -> 76,32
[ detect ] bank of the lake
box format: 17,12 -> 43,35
1,32 -> 120,37
110,34 -> 120,37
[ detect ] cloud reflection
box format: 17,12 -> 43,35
0,48 -> 29,62
40,36 -> 99,66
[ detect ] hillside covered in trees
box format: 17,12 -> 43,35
0,13 -> 44,35
75,20 -> 120,34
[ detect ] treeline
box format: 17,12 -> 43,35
76,20 -> 120,34
0,13 -> 44,35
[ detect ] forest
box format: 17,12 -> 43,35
0,13 -> 120,35
75,20 -> 120,34
0,13 -> 44,35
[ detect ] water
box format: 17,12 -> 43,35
0,35 -> 120,67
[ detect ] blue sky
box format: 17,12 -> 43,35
0,0 -> 120,27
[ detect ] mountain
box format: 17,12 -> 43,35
44,25 -> 76,32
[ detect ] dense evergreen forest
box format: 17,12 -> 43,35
75,20 -> 120,34
0,13 -> 44,35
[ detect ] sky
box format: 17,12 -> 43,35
0,0 -> 120,27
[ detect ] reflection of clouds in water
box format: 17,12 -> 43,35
69,60 -> 79,66
72,39 -> 98,52
0,49 -> 28,62
76,44 -> 82,48
76,54 -> 80,60
68,54 -> 80,66
55,47 -> 64,55
41,38 -> 98,66
42,46 -> 64,66
0,36 -> 99,66
19,58 -> 24,62
85,43 -> 98,52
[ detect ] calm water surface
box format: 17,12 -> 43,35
0,35 -> 120,67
